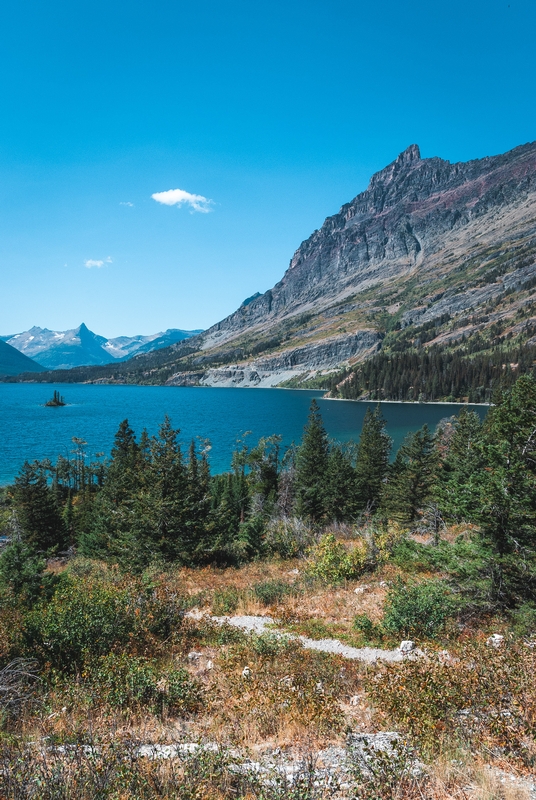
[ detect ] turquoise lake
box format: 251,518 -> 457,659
0,384 -> 487,485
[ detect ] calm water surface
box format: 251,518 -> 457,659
0,384 -> 487,485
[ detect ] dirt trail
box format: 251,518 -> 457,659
190,613 -> 408,663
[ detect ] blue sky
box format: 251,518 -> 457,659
1,0 -> 534,337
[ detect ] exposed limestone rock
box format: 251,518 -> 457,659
200,329 -> 381,387
165,371 -> 205,386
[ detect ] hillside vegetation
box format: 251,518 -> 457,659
0,376 -> 535,797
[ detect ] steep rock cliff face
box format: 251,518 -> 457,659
184,329 -> 381,388
201,141 -> 536,351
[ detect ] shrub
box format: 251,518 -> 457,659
212,586 -> 240,615
382,579 -> 457,639
253,579 -> 293,606
22,579 -> 137,671
0,539 -> 60,607
307,534 -> 367,584
89,653 -> 202,716
20,574 -> 183,672
352,614 -> 375,636
264,516 -> 317,559
511,602 -> 536,637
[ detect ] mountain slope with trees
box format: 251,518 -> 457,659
0,339 -> 45,376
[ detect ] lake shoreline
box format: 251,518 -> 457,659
321,395 -> 491,407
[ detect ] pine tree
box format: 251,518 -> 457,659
354,405 -> 391,512
294,400 -> 330,521
439,408 -> 484,521
0,515 -> 58,605
107,419 -> 142,501
381,425 -> 437,525
141,416 -> 188,563
78,419 -> 145,561
324,445 -> 356,521
181,439 -> 213,562
246,435 -> 281,516
14,462 -> 66,552
440,377 -> 536,609
474,375 -> 536,556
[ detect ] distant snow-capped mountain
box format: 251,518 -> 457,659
0,324 -> 203,370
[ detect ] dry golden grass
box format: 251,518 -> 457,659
427,755 -> 534,800
176,558 -> 391,631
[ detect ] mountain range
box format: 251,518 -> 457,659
0,324 -> 203,372
5,140 -> 536,400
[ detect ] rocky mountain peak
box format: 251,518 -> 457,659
367,143 -> 422,191
399,143 -> 421,163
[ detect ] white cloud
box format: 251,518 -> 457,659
84,257 -> 112,269
151,188 -> 213,213
120,201 -> 134,207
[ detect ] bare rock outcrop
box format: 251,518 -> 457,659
199,329 -> 381,387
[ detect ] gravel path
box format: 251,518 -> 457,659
187,613 -> 407,662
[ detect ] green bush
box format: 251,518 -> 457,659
511,603 -> 536,637
0,539 -> 61,606
306,534 -> 366,584
22,579 -> 140,672
382,579 -> 457,639
90,653 -> 202,716
390,537 -> 436,573
212,586 -> 240,615
253,579 -> 293,606
352,614 -> 375,636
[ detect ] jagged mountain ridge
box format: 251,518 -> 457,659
183,140 -> 536,387
1,324 -> 203,370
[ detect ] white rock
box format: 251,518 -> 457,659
187,651 -> 203,661
487,633 -> 504,647
242,666 -> 252,679
399,640 -> 415,653
206,660 -> 214,670
379,581 -> 388,588
349,695 -> 360,706
354,588 -> 365,595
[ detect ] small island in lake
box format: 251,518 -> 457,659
45,389 -> 66,407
